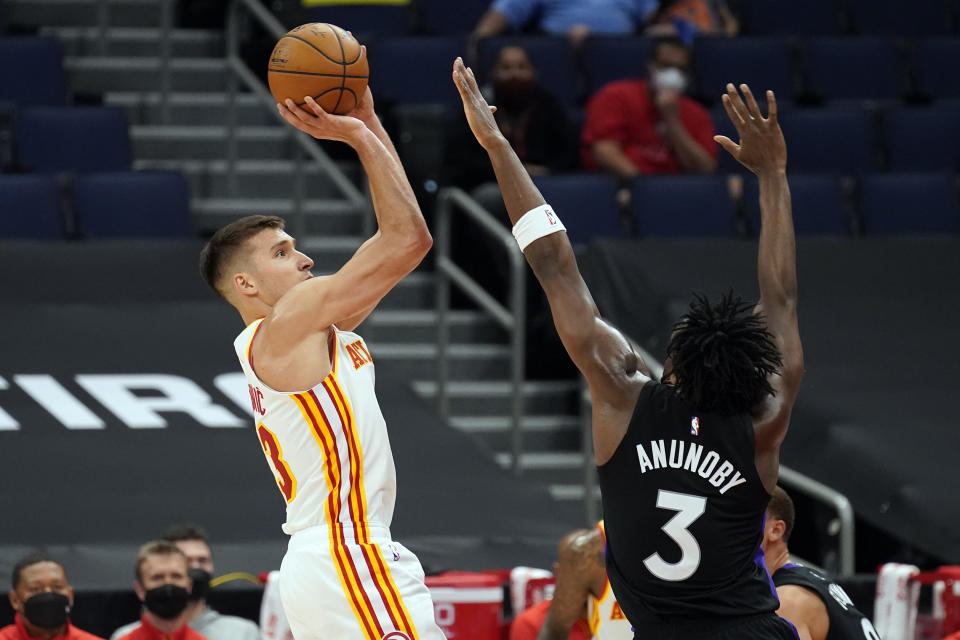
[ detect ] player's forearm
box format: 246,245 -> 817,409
663,116 -> 717,173
352,129 -> 430,247
361,113 -> 401,166
756,169 -> 797,305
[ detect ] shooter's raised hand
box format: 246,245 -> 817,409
715,83 -> 787,176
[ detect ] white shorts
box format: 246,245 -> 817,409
279,523 -> 446,640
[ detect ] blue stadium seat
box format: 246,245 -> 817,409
582,36 -> 656,96
532,174 -> 621,245
369,37 -> 465,106
73,171 -> 192,237
477,37 -> 578,107
0,174 -> 63,238
694,38 -> 795,105
15,106 -> 132,173
632,175 -> 734,236
0,37 -> 67,106
738,0 -> 843,36
847,0 -> 950,36
419,0 -> 490,34
778,109 -> 878,173
883,108 -> 960,172
305,4 -> 412,38
801,37 -> 904,103
859,174 -> 959,234
744,175 -> 851,235
912,38 -> 960,101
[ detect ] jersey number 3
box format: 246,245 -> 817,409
644,489 -> 707,582
259,423 -> 297,503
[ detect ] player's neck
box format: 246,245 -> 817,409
766,544 -> 792,574
184,599 -> 206,622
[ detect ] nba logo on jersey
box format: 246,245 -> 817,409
690,416 -> 700,435
545,208 -> 557,226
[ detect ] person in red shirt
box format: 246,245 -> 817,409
2,553 -> 103,640
581,36 -> 717,183
114,541 -> 206,640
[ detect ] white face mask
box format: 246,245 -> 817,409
652,67 -> 688,93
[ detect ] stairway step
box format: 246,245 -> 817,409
361,310 -> 505,344
368,343 -> 512,381
66,57 -> 231,93
547,484 -> 601,502
412,379 -> 579,415
493,451 -> 584,472
448,414 -> 580,433
191,198 -> 363,238
107,92 -> 276,127
131,125 -> 294,160
134,158 -> 360,201
375,273 -> 435,311
5,0 -> 165,29
44,27 -> 223,57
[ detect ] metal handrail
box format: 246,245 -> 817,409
224,0 -> 367,233
579,353 -> 855,577
435,187 -> 526,474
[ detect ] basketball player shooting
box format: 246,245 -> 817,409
454,57 -> 804,640
198,89 -> 445,640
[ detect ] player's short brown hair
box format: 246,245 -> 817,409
199,215 -> 284,298
767,485 -> 796,542
135,540 -> 188,582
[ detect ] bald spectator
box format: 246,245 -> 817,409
2,553 -> 104,640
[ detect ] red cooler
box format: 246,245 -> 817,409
426,571 -> 506,640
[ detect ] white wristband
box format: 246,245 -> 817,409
512,204 -> 566,251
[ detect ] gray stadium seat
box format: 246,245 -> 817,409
632,175 -> 734,236
744,174 -> 851,235
15,106 -> 131,173
532,173 -> 622,246
0,37 -> 67,106
73,171 -> 192,237
0,174 -> 63,238
859,173 -> 959,234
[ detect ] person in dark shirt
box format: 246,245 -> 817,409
763,487 -> 881,640
453,56 -> 803,640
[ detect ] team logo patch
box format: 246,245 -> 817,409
690,416 -> 700,435
382,633 -> 411,640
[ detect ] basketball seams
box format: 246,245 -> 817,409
329,26 -> 348,115
280,34 -> 348,66
269,69 -> 368,79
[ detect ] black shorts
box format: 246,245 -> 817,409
633,613 -> 799,640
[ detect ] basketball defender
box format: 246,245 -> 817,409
454,57 -> 803,640
199,89 -> 444,640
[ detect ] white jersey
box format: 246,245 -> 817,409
588,522 -> 634,640
234,319 -> 396,535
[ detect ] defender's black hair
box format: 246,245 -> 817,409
665,291 -> 782,416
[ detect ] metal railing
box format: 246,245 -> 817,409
97,0 -> 174,122
224,0 -> 367,235
579,355 -> 856,578
435,187 -> 526,474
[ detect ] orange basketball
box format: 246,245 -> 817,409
267,23 -> 369,116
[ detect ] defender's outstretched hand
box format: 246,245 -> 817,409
714,83 -> 787,176
277,94 -> 367,144
451,57 -> 502,150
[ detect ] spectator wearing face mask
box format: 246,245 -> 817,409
581,36 -> 717,181
111,526 -> 258,640
2,553 -> 104,640
112,541 -> 206,640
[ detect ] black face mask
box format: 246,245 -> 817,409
188,568 -> 211,602
23,592 -> 70,630
143,584 -> 190,620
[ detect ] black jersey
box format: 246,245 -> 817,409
597,381 -> 779,633
774,563 -> 880,640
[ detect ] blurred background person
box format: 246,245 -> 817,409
644,0 -> 739,40
112,542 -> 204,640
111,525 -> 258,640
2,553 -> 104,640
581,36 -> 716,204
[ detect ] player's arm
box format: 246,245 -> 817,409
452,58 -> 648,456
538,530 -> 606,640
714,84 -> 803,457
270,98 -> 431,343
775,585 -> 829,640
